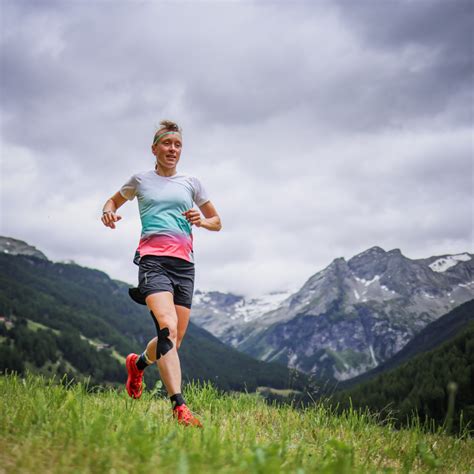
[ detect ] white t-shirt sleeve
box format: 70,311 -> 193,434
119,174 -> 140,201
190,176 -> 210,207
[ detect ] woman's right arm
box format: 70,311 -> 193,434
101,191 -> 128,229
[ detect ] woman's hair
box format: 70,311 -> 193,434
153,120 -> 182,144
159,120 -> 181,133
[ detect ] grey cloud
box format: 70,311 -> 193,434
2,0 -> 471,160
333,0 -> 473,121
334,0 -> 473,54
1,1 -> 472,295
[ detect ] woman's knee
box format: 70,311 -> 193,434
146,293 -> 178,340
158,316 -> 178,342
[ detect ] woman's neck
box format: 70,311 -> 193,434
155,164 -> 177,177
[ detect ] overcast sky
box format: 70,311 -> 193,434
1,0 -> 472,297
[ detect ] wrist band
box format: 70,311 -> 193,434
102,210 -> 114,215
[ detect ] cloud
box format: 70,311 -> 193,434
1,0 -> 472,296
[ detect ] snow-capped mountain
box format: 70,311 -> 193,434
427,254 -> 471,273
192,247 -> 474,381
191,289 -> 294,346
0,236 -> 48,261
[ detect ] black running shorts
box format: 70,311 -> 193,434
138,255 -> 195,309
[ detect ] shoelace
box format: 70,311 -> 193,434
180,407 -> 193,421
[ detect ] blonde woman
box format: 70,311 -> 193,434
101,120 -> 221,426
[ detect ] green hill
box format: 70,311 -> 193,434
0,253 -> 311,393
338,299 -> 474,390
329,320 -> 474,434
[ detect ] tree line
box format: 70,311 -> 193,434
328,322 -> 474,434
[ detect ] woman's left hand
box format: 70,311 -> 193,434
182,209 -> 202,227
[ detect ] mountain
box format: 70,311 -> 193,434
191,289 -> 294,346
192,247 -> 474,382
0,238 -> 311,393
0,236 -> 48,260
329,318 -> 474,433
337,298 -> 474,390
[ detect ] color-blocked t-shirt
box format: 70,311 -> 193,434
120,170 -> 209,264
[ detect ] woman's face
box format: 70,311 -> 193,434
152,132 -> 183,170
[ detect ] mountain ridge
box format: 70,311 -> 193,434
191,246 -> 474,381
336,298 -> 474,391
0,236 -> 48,261
0,247 -> 312,393
2,235 -> 472,385
329,315 -> 474,433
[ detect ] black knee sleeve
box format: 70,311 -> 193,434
149,311 -> 174,359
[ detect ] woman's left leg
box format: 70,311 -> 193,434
175,304 -> 191,350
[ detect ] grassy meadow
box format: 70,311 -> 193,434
1,374 -> 473,473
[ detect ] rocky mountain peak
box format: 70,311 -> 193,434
190,244 -> 474,382
194,290 -> 243,307
323,256 -> 348,274
361,246 -> 387,255
347,247 -> 412,281
387,248 -> 402,256
0,236 -> 48,261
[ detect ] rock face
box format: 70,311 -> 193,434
192,247 -> 474,381
191,289 -> 294,347
0,236 -> 48,261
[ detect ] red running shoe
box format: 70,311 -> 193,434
125,353 -> 143,399
173,404 -> 203,428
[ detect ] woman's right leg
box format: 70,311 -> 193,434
132,290 -> 202,426
144,291 -> 182,396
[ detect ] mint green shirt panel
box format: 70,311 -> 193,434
119,170 -> 210,237
138,175 -> 193,237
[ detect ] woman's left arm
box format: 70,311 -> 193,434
182,201 -> 222,231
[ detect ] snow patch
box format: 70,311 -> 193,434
369,345 -> 378,366
353,289 -> 360,300
354,275 -> 380,286
232,290 -> 294,322
429,254 -> 471,273
459,281 -> 474,288
288,352 -> 298,366
193,289 -> 289,321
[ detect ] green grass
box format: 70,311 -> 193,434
26,320 -> 60,335
1,374 -> 473,473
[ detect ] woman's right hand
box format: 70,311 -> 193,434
101,211 -> 122,229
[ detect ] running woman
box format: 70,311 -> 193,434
101,120 -> 221,427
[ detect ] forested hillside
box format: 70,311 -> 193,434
330,321 -> 474,433
338,298 -> 474,390
0,253 -> 311,393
